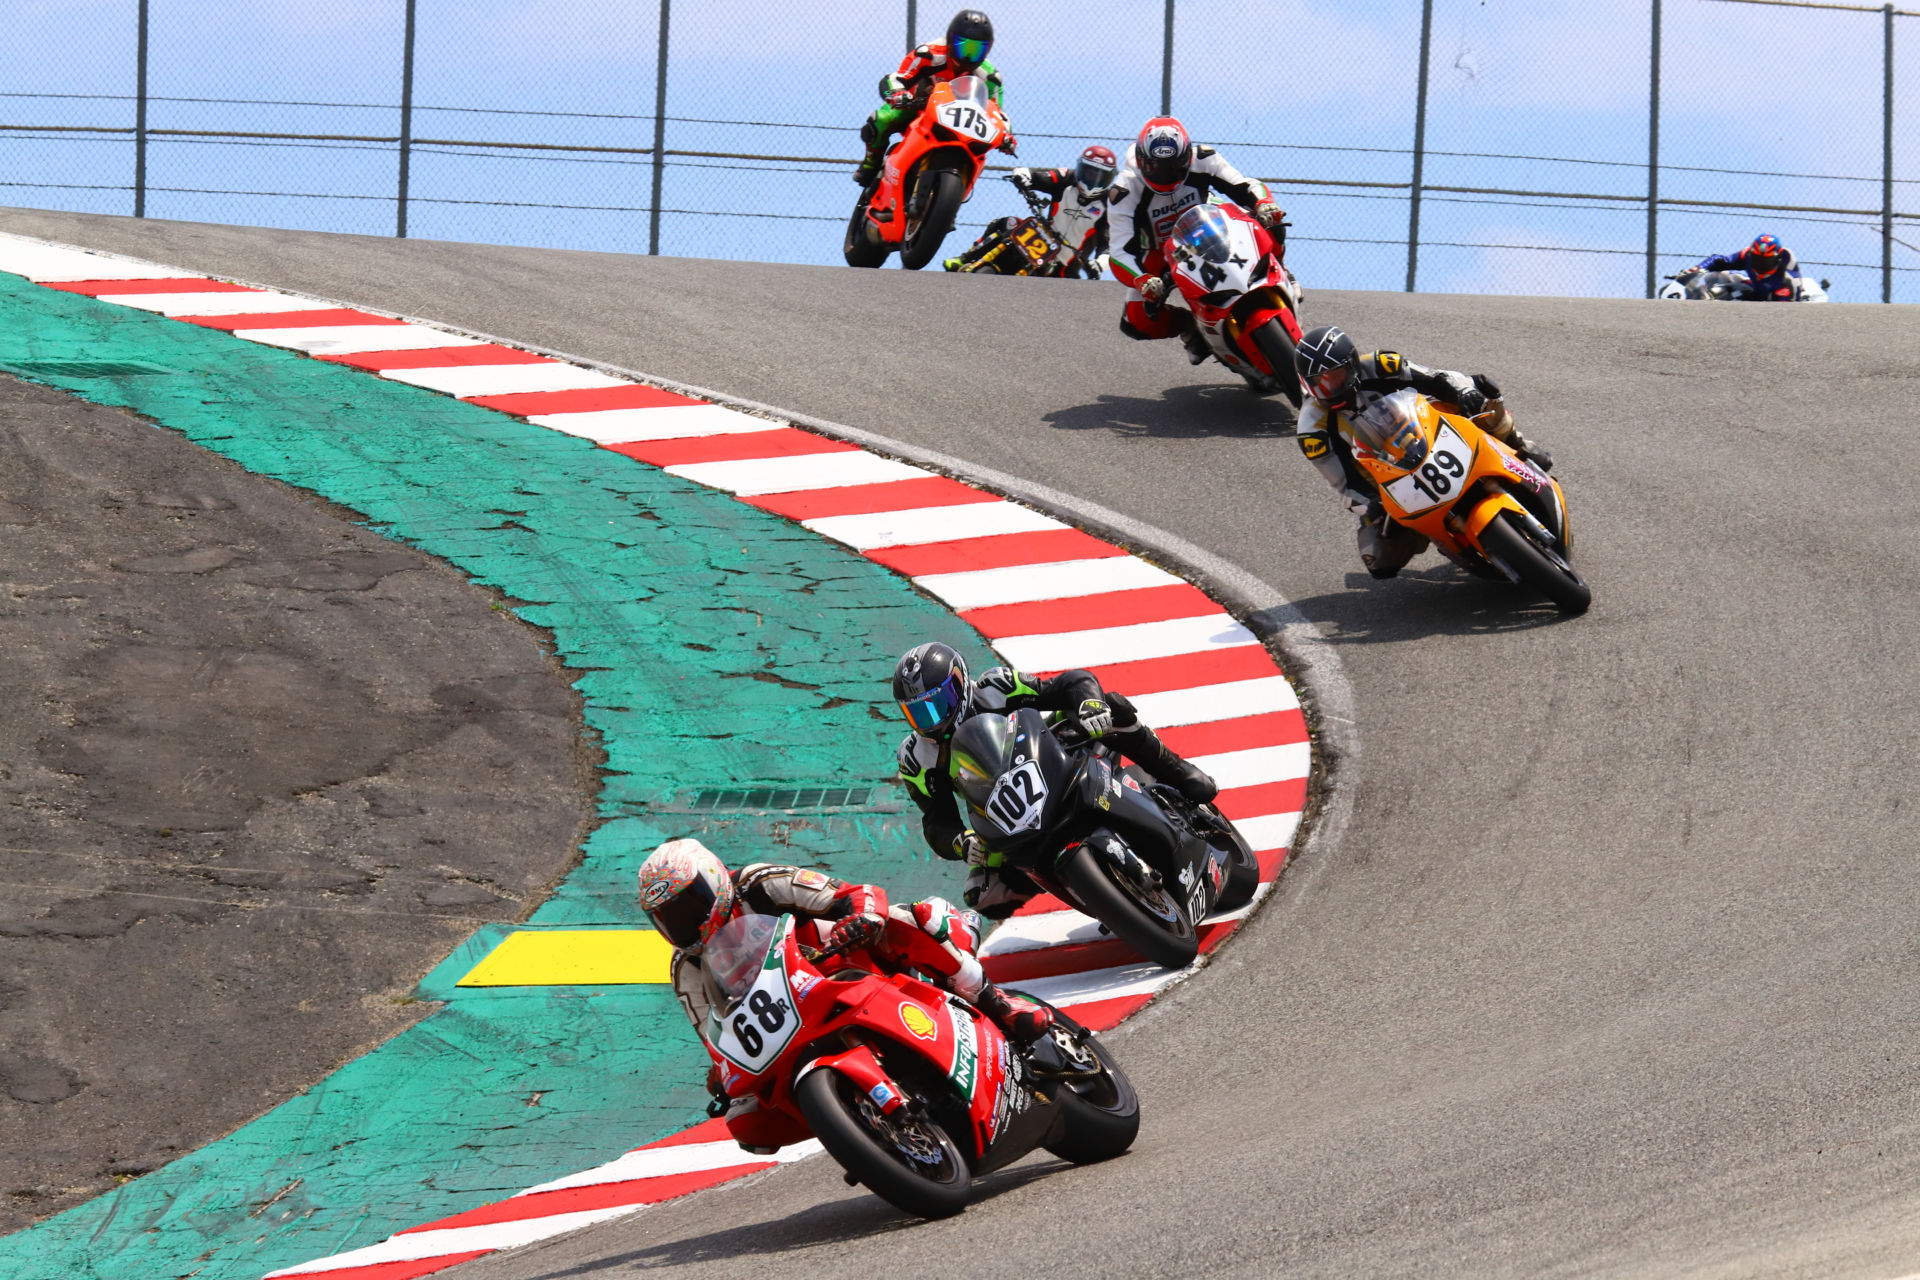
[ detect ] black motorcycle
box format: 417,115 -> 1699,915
949,707 -> 1260,969
945,185 -> 1098,278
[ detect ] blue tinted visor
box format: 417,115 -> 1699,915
952,36 -> 990,68
900,672 -> 965,734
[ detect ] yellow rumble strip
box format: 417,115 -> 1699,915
456,929 -> 675,987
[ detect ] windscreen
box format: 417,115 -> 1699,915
947,75 -> 990,106
702,913 -> 779,1002
1347,388 -> 1432,470
1170,204 -> 1233,264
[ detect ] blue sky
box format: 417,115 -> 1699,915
3,0 -> 1915,300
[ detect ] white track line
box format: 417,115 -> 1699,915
380,362 -> 629,398
521,1139 -> 822,1197
1191,742 -> 1312,790
992,613 -> 1258,671
97,289 -> 331,316
913,556 -> 1184,609
668,451 -> 932,495
1129,675 -> 1301,726
232,324 -> 478,353
531,404 -> 772,443
804,500 -> 1063,550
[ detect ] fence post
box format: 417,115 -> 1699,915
907,0 -> 916,50
396,0 -> 416,238
1884,3 -> 1894,304
134,0 -> 149,218
648,0 -> 671,255
1646,0 -> 1661,298
1406,0 -> 1433,292
1160,0 -> 1175,116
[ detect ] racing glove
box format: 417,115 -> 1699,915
999,134 -> 1019,156
954,830 -> 992,867
1077,698 -> 1114,738
828,912 -> 886,953
1456,385 -> 1488,416
1009,166 -> 1032,189
1471,373 -> 1503,401
1253,201 -> 1286,236
1138,275 -> 1169,305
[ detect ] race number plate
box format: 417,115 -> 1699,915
984,759 -> 1047,834
1384,423 -> 1475,515
938,101 -> 995,140
708,931 -> 800,1075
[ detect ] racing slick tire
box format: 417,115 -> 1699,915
844,190 -> 890,269
900,169 -> 967,271
1037,1007 -> 1140,1164
1060,843 -> 1199,970
1251,319 -> 1304,408
1477,510 -> 1592,616
795,1067 -> 972,1218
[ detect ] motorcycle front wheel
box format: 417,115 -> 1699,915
1477,510 -> 1591,615
1060,843 -> 1198,970
900,169 -> 966,270
795,1068 -> 971,1218
1251,319 -> 1304,408
844,190 -> 889,269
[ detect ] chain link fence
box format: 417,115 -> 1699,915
2,0 -> 1914,300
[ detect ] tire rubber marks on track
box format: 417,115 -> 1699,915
0,234 -> 1310,1280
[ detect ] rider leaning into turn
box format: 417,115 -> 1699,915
1678,233 -> 1806,300
942,145 -> 1117,276
638,838 -> 1054,1118
1292,325 -> 1554,581
892,641 -> 1217,919
1108,117 -> 1287,365
854,9 -> 1010,188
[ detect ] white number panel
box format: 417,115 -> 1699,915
984,759 -> 1047,834
1384,423 -> 1475,515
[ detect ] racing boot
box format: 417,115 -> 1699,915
853,117 -> 887,188
1478,400 -> 1553,472
1112,723 -> 1217,804
1176,314 -> 1212,365
973,982 -> 1053,1045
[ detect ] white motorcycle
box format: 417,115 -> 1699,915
1658,268 -> 1829,303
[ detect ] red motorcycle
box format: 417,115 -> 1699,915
1155,202 -> 1305,406
702,912 -> 1138,1218
844,74 -> 1014,271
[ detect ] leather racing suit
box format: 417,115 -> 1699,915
1107,144 -> 1275,341
897,667 -> 1215,917
1296,351 -> 1532,579
856,42 -> 1008,184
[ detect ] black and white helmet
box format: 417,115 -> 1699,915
1295,325 -> 1360,404
893,642 -> 973,739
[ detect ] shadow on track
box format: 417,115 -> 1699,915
1263,568 -> 1583,644
511,1160 -> 1068,1276
1042,382 -> 1297,439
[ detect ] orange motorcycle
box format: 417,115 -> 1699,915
845,75 -> 1013,271
1347,389 -> 1590,614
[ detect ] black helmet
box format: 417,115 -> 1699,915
1295,325 -> 1360,404
894,642 -> 972,738
946,10 -> 994,72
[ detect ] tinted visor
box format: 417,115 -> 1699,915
1311,366 -> 1351,400
951,36 -> 989,68
899,670 -> 965,734
1076,156 -> 1116,194
1141,150 -> 1187,188
648,874 -> 720,948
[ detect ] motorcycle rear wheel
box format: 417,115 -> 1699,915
844,190 -> 889,269
795,1068 -> 972,1218
1477,510 -> 1591,615
1038,1010 -> 1140,1164
1251,319 -> 1304,408
1060,844 -> 1198,970
900,169 -> 966,270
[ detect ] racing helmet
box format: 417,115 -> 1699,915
638,839 -> 735,949
946,10 -> 994,71
1745,233 -> 1785,278
1136,117 -> 1193,193
894,641 -> 972,738
1075,144 -> 1118,200
1295,325 -> 1360,404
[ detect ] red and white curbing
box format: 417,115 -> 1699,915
0,233 -> 1308,1280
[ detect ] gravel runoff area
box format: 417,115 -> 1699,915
0,371 -> 591,1232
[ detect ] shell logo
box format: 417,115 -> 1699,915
899,1004 -> 938,1041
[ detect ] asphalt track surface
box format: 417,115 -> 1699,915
5,209 -> 1920,1278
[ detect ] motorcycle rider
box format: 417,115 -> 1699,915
893,641 -> 1217,918
1676,233 -> 1808,300
1108,117 -> 1287,366
941,145 -> 1116,277
640,838 -> 1055,1117
1292,324 -> 1553,580
854,10 -> 1013,188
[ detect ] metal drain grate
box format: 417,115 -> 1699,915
691,787 -> 873,812
10,359 -> 176,377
